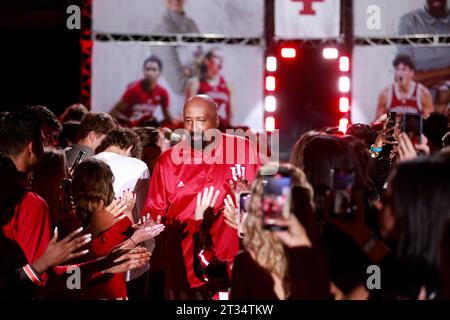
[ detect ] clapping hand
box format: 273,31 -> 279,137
195,186 -> 220,221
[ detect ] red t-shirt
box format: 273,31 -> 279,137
121,80 -> 169,124
2,192 -> 52,264
198,76 -> 231,121
142,133 -> 260,290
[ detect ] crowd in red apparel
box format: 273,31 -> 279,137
1,98 -> 450,301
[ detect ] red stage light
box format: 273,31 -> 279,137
323,48 -> 339,59
339,97 -> 350,113
338,118 -> 349,133
339,76 -> 350,93
265,116 -> 276,132
281,48 -> 296,58
340,56 -> 350,72
265,96 -> 277,112
266,56 -> 277,72
266,76 -> 276,91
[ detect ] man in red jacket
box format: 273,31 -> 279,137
142,95 -> 260,299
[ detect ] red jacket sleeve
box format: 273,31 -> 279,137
141,155 -> 169,221
16,193 -> 52,264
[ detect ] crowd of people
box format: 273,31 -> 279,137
1,93 -> 450,300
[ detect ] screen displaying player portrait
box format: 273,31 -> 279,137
354,0 -> 450,37
91,42 -> 264,130
352,44 -> 450,124
93,0 -> 264,38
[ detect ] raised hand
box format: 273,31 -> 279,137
272,215 -> 312,248
122,189 -> 137,222
130,217 -> 165,245
105,197 -> 128,223
396,133 -> 429,162
32,227 -> 92,274
195,186 -> 220,221
373,126 -> 398,148
223,194 -> 238,230
227,175 -> 251,198
101,247 -> 151,275
133,213 -> 162,229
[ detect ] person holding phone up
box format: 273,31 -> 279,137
229,164 -> 332,300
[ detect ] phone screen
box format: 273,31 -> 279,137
237,192 -> 251,237
385,111 -> 397,141
402,114 -> 422,144
238,192 -> 251,215
386,112 -> 397,129
262,173 -> 292,231
331,169 -> 355,219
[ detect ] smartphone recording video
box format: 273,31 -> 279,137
238,192 -> 251,215
330,169 -> 355,219
385,111 -> 397,141
261,171 -> 292,231
386,111 -> 397,128
237,192 -> 251,235
402,113 -> 423,144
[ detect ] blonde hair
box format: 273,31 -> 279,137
242,163 -> 315,295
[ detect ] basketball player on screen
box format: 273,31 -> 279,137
185,48 -> 233,130
375,54 -> 434,122
110,56 -> 173,127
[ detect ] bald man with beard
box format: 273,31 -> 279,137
141,95 -> 260,299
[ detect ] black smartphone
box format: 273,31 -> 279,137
237,192 -> 251,236
261,169 -> 292,231
68,150 -> 86,175
402,114 -> 423,144
386,111 -> 397,129
330,169 -> 355,219
385,111 -> 397,140
238,192 -> 251,215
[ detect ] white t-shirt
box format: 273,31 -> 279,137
94,151 -> 149,200
94,151 -> 152,281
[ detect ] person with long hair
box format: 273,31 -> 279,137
301,134 -> 382,299
70,159 -> 164,299
289,130 -> 320,170
185,48 -> 232,130
229,164 -> 331,300
374,155 -> 450,299
31,149 -> 67,224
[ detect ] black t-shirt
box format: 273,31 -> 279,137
230,247 -> 332,300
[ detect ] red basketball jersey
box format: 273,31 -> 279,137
121,80 -> 169,124
198,76 -> 231,120
387,81 -> 422,116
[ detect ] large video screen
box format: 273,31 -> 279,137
93,0 -> 264,38
91,42 -> 264,130
352,44 -> 450,124
354,0 -> 450,37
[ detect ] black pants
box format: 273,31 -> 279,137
126,269 -> 165,300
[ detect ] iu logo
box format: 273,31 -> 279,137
292,0 -> 324,15
230,164 -> 246,181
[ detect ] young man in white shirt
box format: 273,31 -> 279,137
94,127 -> 153,299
